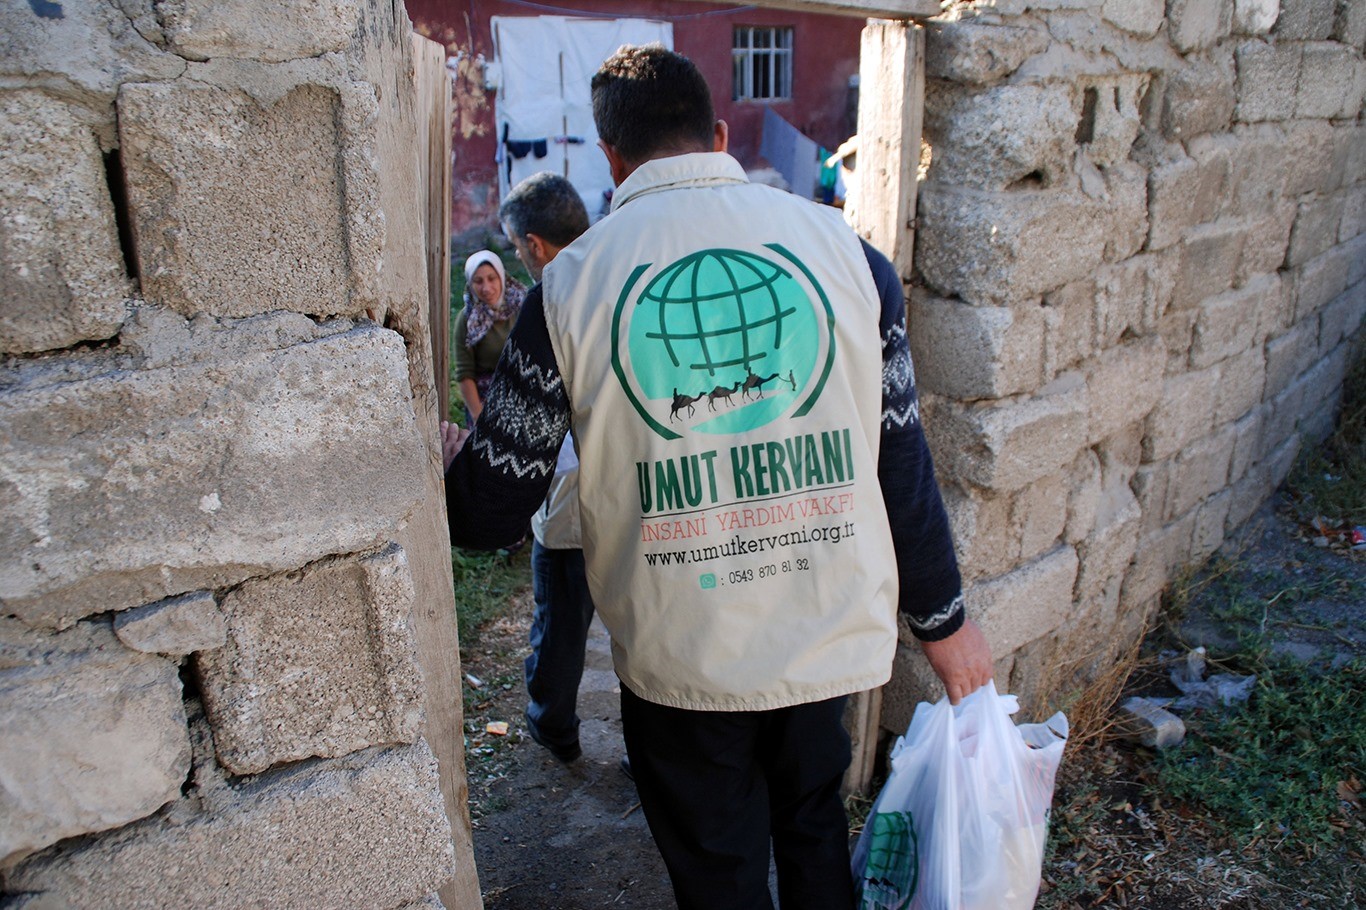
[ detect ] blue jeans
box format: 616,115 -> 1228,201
525,541 -> 597,750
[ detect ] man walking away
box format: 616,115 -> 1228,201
444,45 -> 993,910
497,173 -> 595,764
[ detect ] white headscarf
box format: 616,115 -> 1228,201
463,249 -> 506,287
461,250 -> 525,346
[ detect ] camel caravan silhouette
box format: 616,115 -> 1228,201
668,368 -> 798,422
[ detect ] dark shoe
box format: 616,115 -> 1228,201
619,755 -> 634,780
528,726 -> 581,763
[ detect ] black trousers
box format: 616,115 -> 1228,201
620,685 -> 856,910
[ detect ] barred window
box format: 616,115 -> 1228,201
732,27 -> 793,101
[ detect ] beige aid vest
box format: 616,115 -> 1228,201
541,153 -> 898,711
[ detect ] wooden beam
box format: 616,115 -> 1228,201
674,0 -> 938,19
415,35 -> 453,425
410,34 -> 483,910
841,20 -> 925,798
845,19 -> 923,283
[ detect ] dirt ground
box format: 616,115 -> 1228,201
457,494 -> 1363,910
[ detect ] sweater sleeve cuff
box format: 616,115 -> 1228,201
905,593 -> 966,642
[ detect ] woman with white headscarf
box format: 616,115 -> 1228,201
454,250 -> 527,421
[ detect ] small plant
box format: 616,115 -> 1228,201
452,546 -> 532,648
1151,655 -> 1365,852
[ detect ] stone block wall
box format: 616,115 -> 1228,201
1,1 -> 468,906
888,0 -> 1365,728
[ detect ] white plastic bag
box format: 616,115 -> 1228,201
851,682 -> 1068,910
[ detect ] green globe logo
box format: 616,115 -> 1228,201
611,245 -> 835,440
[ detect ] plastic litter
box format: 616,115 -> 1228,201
1168,647 -> 1256,711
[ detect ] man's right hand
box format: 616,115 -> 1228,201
440,421 -> 472,472
918,617 -> 994,705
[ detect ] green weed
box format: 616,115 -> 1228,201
1151,656 -> 1365,851
451,546 -> 532,648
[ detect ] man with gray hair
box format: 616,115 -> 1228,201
497,173 -> 595,764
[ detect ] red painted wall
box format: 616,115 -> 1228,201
408,0 -> 862,237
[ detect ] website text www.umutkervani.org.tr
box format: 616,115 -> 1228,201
642,521 -> 856,566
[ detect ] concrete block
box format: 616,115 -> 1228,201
917,181 -> 1112,304
0,323 -> 427,630
1187,132 -> 1234,219
1157,306 -> 1198,371
923,19 -> 1051,84
1319,281 -> 1366,351
1162,54 -> 1236,140
1226,462 -> 1272,531
1229,406 -> 1266,481
1300,396 -> 1339,442
1340,185 -> 1366,242
1080,76 -> 1148,171
1189,282 -> 1262,370
1337,0 -> 1366,47
1097,421 -> 1144,484
1012,471 -> 1069,562
1234,39 -> 1294,121
0,0 -> 185,128
1132,458 -> 1174,535
1103,0 -> 1166,35
1084,337 -> 1166,445
1262,363 -> 1319,450
1233,0 -> 1280,33
1074,480 -> 1140,604
907,291 -> 1045,399
1102,163 -> 1151,262
0,618 -> 189,865
196,545 -> 424,776
942,484 -> 1017,582
1064,448 -> 1103,544
1298,42 -> 1366,119
1282,120 -> 1340,199
155,0 -> 364,63
1249,268 -> 1295,340
1344,124 -> 1366,185
114,591 -> 227,656
1126,508 -> 1200,608
1293,240 -> 1355,321
1043,277 -> 1096,375
1143,364 -> 1223,461
118,74 -> 383,319
1172,220 -> 1246,311
1221,125 -> 1292,219
1286,195 -> 1347,268
1213,345 -> 1266,425
6,742 -> 455,910
1147,152 -> 1205,251
1274,0 -> 1337,39
966,546 -> 1080,655
924,82 -> 1079,192
1238,200 -> 1296,285
1094,258 -> 1145,349
0,92 -> 130,355
1167,423 -> 1236,520
921,375 -> 1089,492
1117,697 -> 1186,748
1193,487 -> 1233,558
1264,432 -> 1302,488
1168,0 -> 1234,51
1350,235 -> 1366,288
1264,321 -> 1321,398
